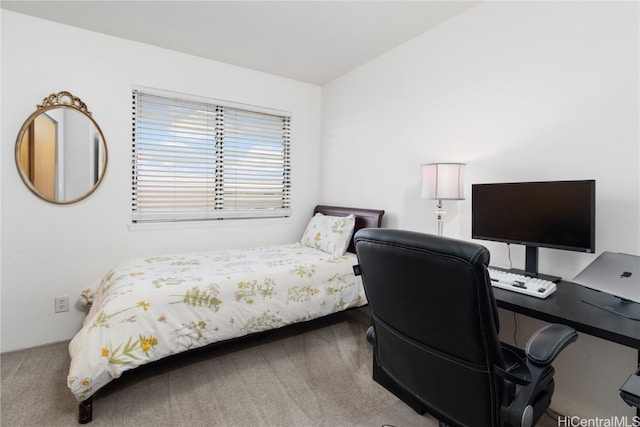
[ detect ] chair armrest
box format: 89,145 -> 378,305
496,346 -> 532,386
525,324 -> 578,365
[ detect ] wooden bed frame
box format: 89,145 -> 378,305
77,205 -> 384,423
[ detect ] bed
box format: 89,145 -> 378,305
68,205 -> 384,423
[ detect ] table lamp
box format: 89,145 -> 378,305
420,162 -> 466,236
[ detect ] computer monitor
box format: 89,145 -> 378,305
472,180 -> 596,282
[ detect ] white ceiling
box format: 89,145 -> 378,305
2,1 -> 479,85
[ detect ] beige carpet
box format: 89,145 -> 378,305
1,309 -> 559,426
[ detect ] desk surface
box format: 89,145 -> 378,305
493,279 -> 640,349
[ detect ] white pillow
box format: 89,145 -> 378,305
300,213 -> 356,257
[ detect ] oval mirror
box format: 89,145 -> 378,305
15,92 -> 108,204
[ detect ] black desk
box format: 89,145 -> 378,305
493,279 -> 640,350
493,279 -> 640,414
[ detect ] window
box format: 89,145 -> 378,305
131,89 -> 291,223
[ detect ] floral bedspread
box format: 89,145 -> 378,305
67,243 -> 365,401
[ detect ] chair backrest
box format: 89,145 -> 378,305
354,228 -> 506,426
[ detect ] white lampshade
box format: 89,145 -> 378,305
420,163 -> 466,200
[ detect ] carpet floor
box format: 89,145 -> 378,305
1,309 -> 559,426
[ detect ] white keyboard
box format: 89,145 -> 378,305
488,268 -> 556,299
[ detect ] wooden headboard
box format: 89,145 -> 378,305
313,205 -> 385,254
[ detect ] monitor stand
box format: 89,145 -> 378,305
582,293 -> 640,321
521,246 -> 561,283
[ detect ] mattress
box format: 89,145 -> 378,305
67,243 -> 365,401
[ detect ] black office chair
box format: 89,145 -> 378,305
354,229 -> 578,427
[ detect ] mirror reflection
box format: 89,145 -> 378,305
15,92 -> 108,204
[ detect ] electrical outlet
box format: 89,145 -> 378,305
55,296 -> 69,313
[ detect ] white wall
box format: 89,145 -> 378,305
1,11 -> 322,352
321,1 -> 638,420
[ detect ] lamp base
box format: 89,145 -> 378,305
435,200 -> 445,236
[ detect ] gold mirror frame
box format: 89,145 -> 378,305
15,92 -> 108,204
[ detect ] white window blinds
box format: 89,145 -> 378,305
132,90 -> 291,223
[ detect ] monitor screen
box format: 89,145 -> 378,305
472,180 -> 596,279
